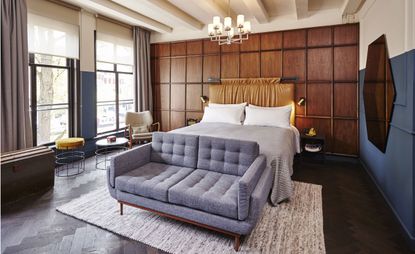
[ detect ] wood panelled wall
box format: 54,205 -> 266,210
150,23 -> 359,156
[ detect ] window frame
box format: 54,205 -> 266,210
29,53 -> 77,146
96,61 -> 134,135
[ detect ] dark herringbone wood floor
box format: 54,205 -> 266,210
2,156 -> 414,253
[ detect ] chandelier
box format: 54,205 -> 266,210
207,0 -> 252,45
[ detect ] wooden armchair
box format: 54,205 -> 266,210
124,111 -> 160,149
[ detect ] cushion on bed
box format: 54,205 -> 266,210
151,132 -> 199,168
168,169 -> 240,219
115,162 -> 194,202
244,104 -> 292,128
201,106 -> 244,125
197,136 -> 259,176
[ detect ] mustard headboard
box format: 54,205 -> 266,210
208,78 -> 295,125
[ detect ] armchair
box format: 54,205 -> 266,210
124,111 -> 160,149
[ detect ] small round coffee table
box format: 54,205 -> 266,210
95,137 -> 128,170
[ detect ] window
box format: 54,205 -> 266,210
29,53 -> 76,146
96,62 -> 134,134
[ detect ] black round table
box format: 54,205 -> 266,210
95,137 -> 128,170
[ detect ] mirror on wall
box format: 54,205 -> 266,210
363,34 -> 396,153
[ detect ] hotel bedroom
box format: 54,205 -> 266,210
1,0 -> 414,253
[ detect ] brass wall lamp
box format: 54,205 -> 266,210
297,97 -> 306,106
200,96 -> 209,103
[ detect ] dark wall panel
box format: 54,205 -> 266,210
151,23 -> 359,156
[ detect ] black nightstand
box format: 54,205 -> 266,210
300,134 -> 325,162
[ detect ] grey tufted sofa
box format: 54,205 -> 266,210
107,132 -> 273,251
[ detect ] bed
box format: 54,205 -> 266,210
171,78 -> 300,205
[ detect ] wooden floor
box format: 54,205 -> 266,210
1,155 -> 414,253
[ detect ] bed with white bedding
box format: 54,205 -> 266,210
172,122 -> 300,205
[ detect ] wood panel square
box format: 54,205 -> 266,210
261,51 -> 282,77
158,44 -> 170,57
261,32 -> 282,50
152,59 -> 159,83
282,50 -> 305,82
186,57 -> 202,83
283,30 -> 306,48
154,84 -> 170,110
171,42 -> 186,56
203,39 -> 220,54
240,53 -> 260,78
150,44 -> 156,58
334,83 -> 357,118
203,55 -> 220,82
307,83 -> 331,116
160,110 -> 170,131
221,54 -> 239,78
334,46 -> 358,81
187,40 -> 202,55
170,84 -> 185,110
202,84 -> 209,98
159,58 -> 170,83
295,83 -> 305,116
307,27 -> 332,47
170,111 -> 186,130
186,84 -> 202,111
333,120 -> 358,155
240,34 -> 260,52
221,43 -> 239,53
171,58 -> 186,83
334,24 -> 358,45
307,48 -> 332,81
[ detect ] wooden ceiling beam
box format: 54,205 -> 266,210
294,0 -> 308,20
241,0 -> 269,23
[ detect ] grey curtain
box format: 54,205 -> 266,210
133,27 -> 153,112
1,0 -> 33,152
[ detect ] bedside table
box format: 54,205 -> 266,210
300,134 -> 325,162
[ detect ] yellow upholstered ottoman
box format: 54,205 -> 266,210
55,137 -> 85,177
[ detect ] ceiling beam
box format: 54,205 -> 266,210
64,0 -> 173,33
342,0 -> 366,15
241,0 -> 268,23
146,0 -> 204,30
294,0 -> 308,20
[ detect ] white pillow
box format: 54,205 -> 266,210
209,102 -> 247,108
208,102 -> 247,122
244,105 -> 292,128
201,106 -> 244,125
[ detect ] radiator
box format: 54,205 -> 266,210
1,146 -> 55,204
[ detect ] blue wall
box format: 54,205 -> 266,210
359,49 -> 415,249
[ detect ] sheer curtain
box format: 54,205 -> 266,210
133,27 -> 152,112
1,0 -> 33,152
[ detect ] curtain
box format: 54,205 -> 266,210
133,27 -> 152,112
1,0 -> 33,152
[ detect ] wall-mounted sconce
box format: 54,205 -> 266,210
297,97 -> 306,106
200,96 -> 209,103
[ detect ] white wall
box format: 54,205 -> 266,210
358,0 -> 415,69
150,8 -> 343,43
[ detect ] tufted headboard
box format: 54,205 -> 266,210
208,78 -> 295,125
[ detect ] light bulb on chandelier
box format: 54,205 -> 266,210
207,0 -> 251,45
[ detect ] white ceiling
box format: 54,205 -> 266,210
63,0 -> 365,42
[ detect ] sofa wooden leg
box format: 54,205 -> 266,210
234,235 -> 241,251
120,202 -> 123,215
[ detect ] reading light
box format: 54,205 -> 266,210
297,97 -> 306,106
200,96 -> 209,103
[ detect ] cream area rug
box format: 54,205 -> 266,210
56,181 -> 325,254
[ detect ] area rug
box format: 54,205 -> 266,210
56,181 -> 325,254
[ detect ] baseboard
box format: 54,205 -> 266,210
359,159 -> 415,250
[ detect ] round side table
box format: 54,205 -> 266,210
95,137 -> 128,170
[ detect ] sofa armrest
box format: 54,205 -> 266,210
108,143 -> 151,188
247,165 -> 273,224
238,155 -> 266,220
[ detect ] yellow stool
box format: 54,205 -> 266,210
55,137 -> 85,177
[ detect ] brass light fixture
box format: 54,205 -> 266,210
297,97 -> 306,106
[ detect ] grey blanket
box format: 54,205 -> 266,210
171,123 -> 299,205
